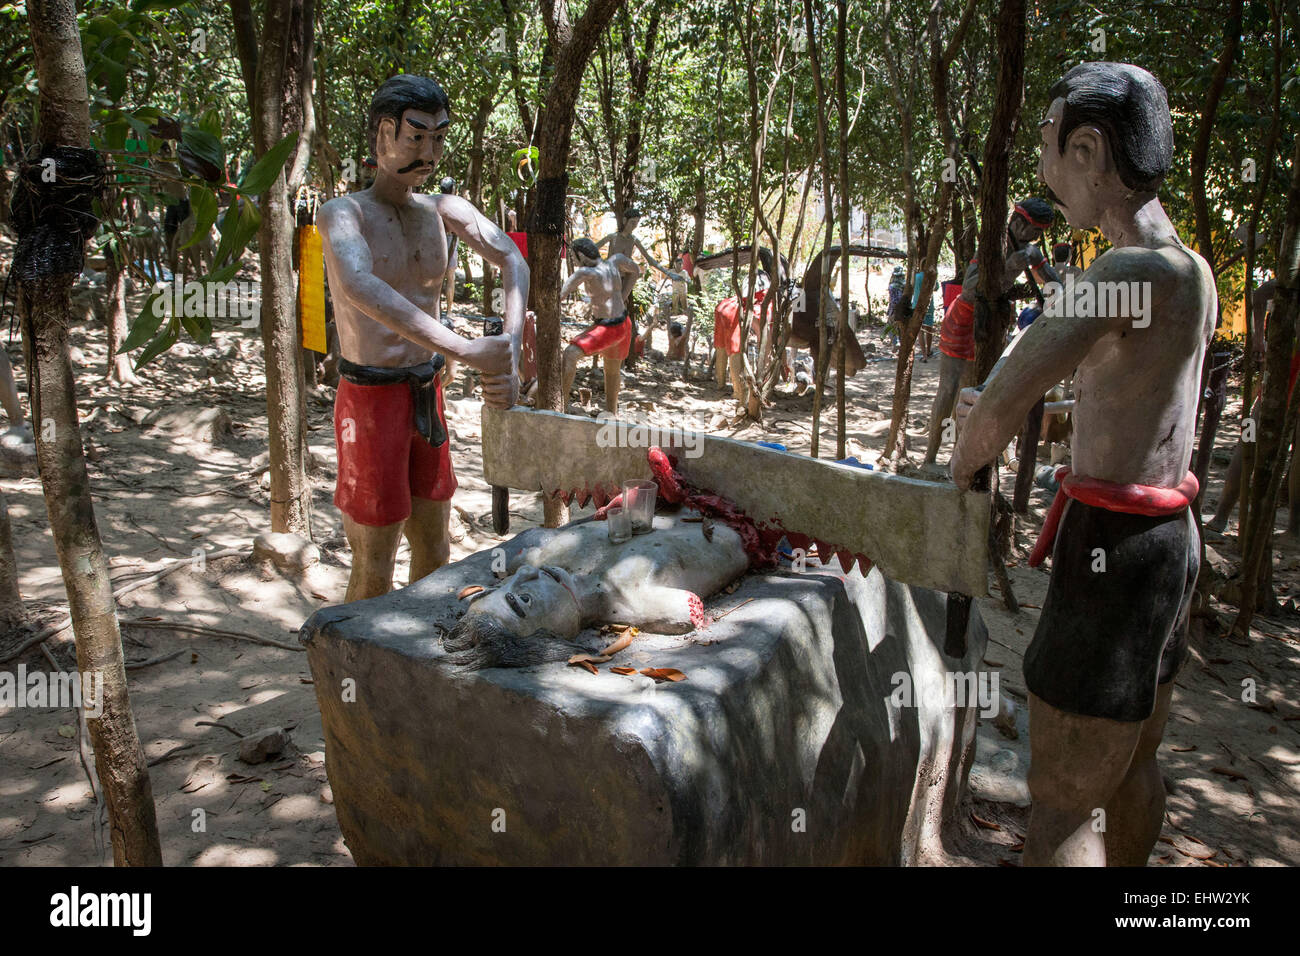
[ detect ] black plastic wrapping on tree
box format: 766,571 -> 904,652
9,146 -> 105,281
527,174 -> 568,237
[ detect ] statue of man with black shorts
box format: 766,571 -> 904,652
319,75 -> 529,601
560,238 -> 641,414
951,63 -> 1216,866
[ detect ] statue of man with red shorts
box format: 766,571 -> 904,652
319,75 -> 529,601
560,237 -> 641,414
951,63 -> 1216,865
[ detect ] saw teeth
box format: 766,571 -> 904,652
836,550 -> 854,574
593,486 -> 610,508
561,488 -> 575,506
786,532 -> 811,554
814,540 -> 832,564
855,553 -> 873,575
576,486 -> 592,508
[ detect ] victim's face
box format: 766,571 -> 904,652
467,565 -> 583,638
376,107 -> 449,186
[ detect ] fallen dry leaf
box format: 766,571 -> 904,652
602,627 -> 639,656
1211,766 -> 1248,781
1170,744 -> 1197,752
639,668 -> 686,682
610,666 -> 637,675
970,812 -> 1001,831
457,585 -> 485,600
568,653 -> 613,666
701,518 -> 714,542
575,660 -> 599,675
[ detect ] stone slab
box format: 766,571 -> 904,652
301,523 -> 988,865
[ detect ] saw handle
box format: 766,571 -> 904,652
485,321 -> 510,534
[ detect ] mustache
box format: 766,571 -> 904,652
398,160 -> 433,175
1045,186 -> 1067,208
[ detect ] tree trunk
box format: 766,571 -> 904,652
234,0 -> 314,536
532,0 -> 626,527
0,490 -> 23,631
19,0 -> 161,865
103,239 -> 137,384
972,0 -> 1025,382
1232,133 -> 1300,634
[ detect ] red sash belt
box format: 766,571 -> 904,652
1028,467 -> 1199,568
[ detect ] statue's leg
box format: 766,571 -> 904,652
561,344 -> 583,400
1023,501 -> 1196,866
343,515 -> 404,602
925,353 -> 963,465
405,497 -> 451,584
714,346 -> 728,388
1102,682 -> 1174,865
1024,695 -> 1143,866
1205,440 -> 1242,531
0,349 -> 23,427
602,344 -> 622,414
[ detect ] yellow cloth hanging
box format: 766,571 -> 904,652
298,224 -> 327,353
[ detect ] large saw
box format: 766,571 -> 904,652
482,406 -> 988,599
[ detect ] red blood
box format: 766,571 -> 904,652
687,592 -> 708,630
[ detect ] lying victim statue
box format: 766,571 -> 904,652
443,511 -> 750,670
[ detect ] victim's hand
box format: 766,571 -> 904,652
955,386 -> 981,431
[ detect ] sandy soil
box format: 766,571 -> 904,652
0,276 -> 1296,867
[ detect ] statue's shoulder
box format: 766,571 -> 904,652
318,192 -> 367,228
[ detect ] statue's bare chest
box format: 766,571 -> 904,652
359,202 -> 448,290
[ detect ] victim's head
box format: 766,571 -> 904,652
443,565 -> 583,670
369,74 -> 451,187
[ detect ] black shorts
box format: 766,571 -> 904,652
1023,499 -> 1198,722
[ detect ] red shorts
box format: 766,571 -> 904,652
573,316 -> 632,359
334,376 -> 457,526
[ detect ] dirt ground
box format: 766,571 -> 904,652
0,271 -> 1296,867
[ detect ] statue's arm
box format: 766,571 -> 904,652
633,237 -> 682,279
951,249 -> 1154,489
612,254 -> 642,280
318,198 -> 473,362
438,194 -> 529,355
593,234 -> 614,250
622,585 -> 703,635
561,267 -> 593,299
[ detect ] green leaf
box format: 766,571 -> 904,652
179,309 -> 211,344
180,125 -> 224,173
121,292 -> 167,353
212,198 -> 261,268
199,108 -> 222,140
238,132 -> 299,196
134,316 -> 180,371
181,185 -> 217,249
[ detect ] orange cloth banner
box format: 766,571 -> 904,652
298,225 -> 327,353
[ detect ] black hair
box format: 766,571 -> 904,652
439,176 -> 456,194
368,74 -> 451,157
442,613 -> 572,670
1013,197 -> 1054,228
622,206 -> 641,221
1052,241 -> 1072,263
571,237 -> 601,262
1048,62 -> 1172,193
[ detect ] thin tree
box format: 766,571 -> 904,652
18,0 -> 161,865
530,0 -> 628,527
